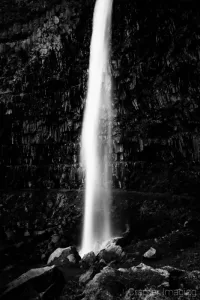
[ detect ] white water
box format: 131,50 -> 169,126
80,0 -> 113,256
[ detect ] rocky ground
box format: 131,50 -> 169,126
0,189 -> 200,299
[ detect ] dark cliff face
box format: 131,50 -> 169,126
0,0 -> 200,195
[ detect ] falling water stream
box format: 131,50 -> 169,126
80,0 -> 113,256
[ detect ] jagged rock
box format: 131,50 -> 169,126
123,264 -> 200,298
81,251 -> 96,270
102,237 -> 122,248
83,266 -> 124,300
143,247 -> 157,259
83,263 -> 170,300
129,263 -> 170,289
97,241 -> 125,264
67,253 -> 78,264
47,246 -> 80,266
0,265 -> 64,300
79,268 -> 95,285
46,246 -> 83,283
53,16 -> 59,24
118,267 -> 130,273
79,263 -> 101,285
80,253 -> 112,285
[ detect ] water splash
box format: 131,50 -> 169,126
80,0 -> 113,256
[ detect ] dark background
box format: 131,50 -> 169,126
1,0 -> 200,195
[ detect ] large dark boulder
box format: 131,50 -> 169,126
0,265 -> 64,300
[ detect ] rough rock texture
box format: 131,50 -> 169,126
1,235 -> 200,299
0,265 -> 64,300
83,266 -> 125,299
0,0 -> 85,190
0,189 -> 199,275
1,0 -> 200,193
82,262 -> 200,300
97,242 -> 125,264
81,251 -> 96,270
47,245 -> 80,266
0,190 -> 83,270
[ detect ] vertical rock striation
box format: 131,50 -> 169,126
0,0 -> 200,194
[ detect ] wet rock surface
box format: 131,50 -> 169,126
47,246 -> 80,266
81,252 -> 96,270
2,243 -> 200,300
1,189 -> 197,270
97,242 -> 125,264
1,189 -> 200,299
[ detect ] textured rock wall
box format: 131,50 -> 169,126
1,0 -> 200,194
0,189 -> 197,264
0,0 -> 85,189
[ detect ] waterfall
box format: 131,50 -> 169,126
80,0 -> 113,256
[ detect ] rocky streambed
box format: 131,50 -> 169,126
1,236 -> 200,300
0,189 -> 200,299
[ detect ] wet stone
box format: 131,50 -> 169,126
53,16 -> 59,25
81,251 -> 96,270
47,246 -> 80,266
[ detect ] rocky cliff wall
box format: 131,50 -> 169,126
1,0 -> 200,195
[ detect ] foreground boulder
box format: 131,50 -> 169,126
97,240 -> 125,264
79,264 -> 101,285
83,266 -> 125,300
1,256 -> 200,300
129,263 -> 170,289
81,251 -> 96,270
47,246 -> 81,266
79,258 -> 109,286
83,263 -> 170,299
82,262 -> 200,300
0,265 -> 64,300
47,246 -> 83,283
83,263 -> 167,299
